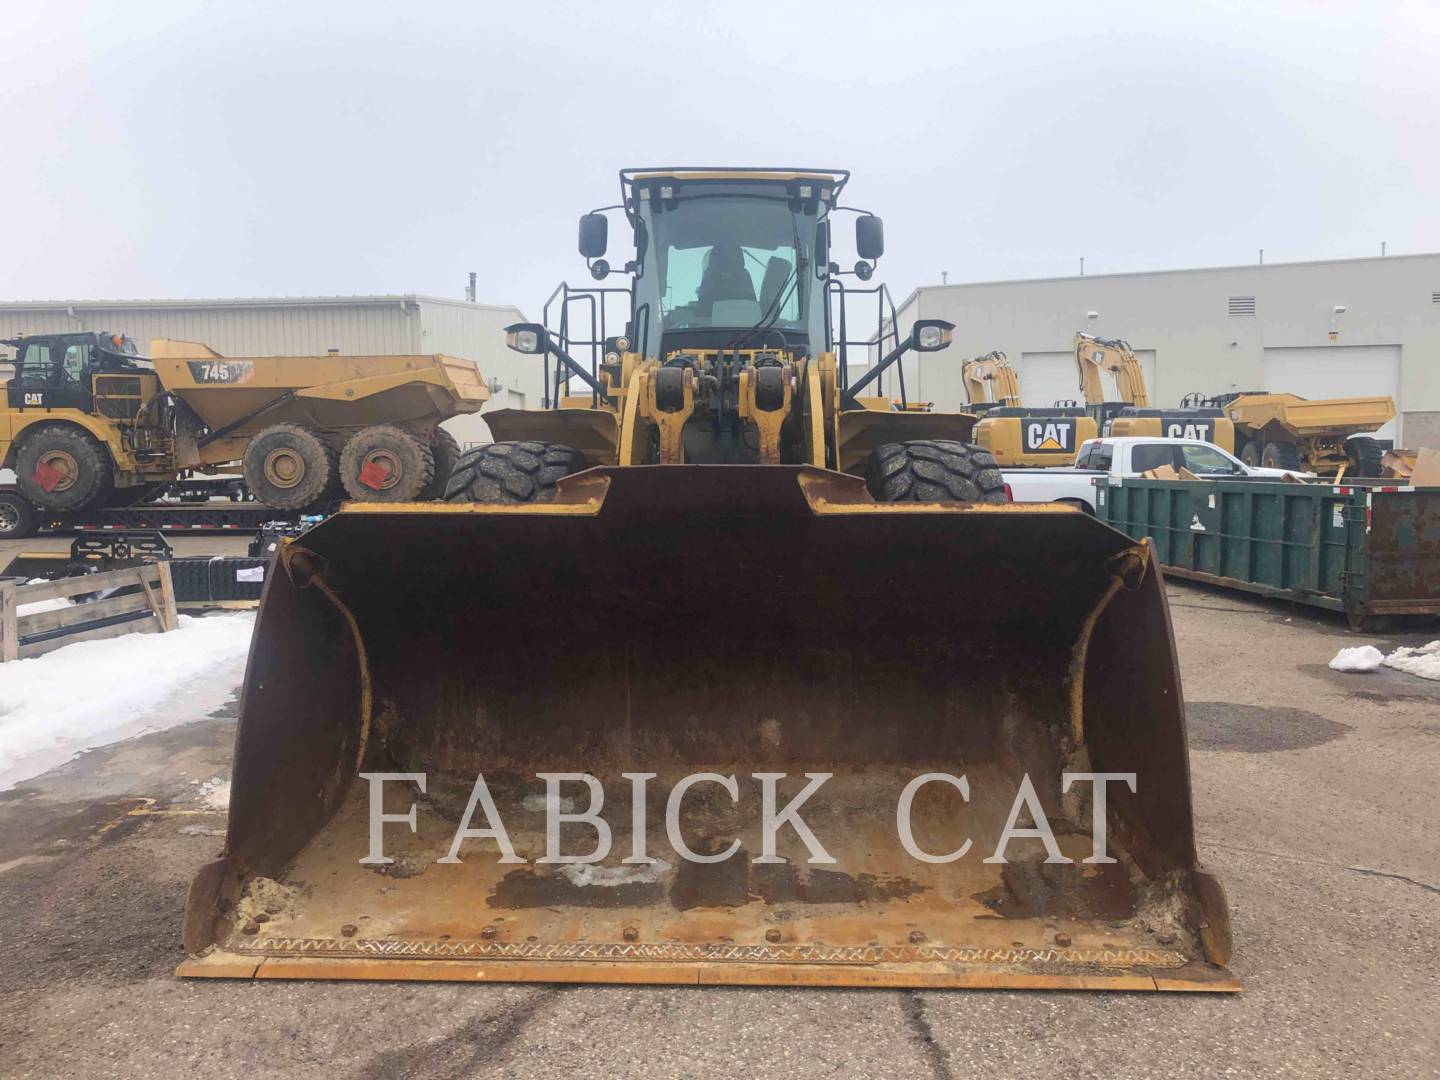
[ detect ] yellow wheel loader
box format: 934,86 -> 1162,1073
968,350 -> 1099,466
0,332 -> 486,512
179,168 -> 1235,992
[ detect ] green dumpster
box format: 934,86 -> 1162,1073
1095,478 -> 1440,629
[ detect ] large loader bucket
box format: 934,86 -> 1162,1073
179,466 -> 1236,991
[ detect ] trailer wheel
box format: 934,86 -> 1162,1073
1238,440 -> 1260,468
445,440 -> 585,503
420,427 -> 462,501
1261,440 -> 1301,471
866,440 -> 1008,504
1345,436 -> 1384,479
0,491 -> 38,539
14,425 -> 114,510
243,423 -> 338,510
339,425 -> 436,502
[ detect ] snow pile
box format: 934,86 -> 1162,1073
1328,645 -> 1384,672
0,612 -> 255,791
1383,640 -> 1440,681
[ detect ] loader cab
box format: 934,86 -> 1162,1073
616,171 -> 845,360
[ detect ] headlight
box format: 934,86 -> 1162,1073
503,323 -> 548,354
917,325 -> 945,350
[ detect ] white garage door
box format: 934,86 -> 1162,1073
1020,349 -> 1156,407
1262,345 -> 1400,441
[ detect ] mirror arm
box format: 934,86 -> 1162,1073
546,339 -> 606,398
841,338 -> 912,409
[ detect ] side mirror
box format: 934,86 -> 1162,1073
578,213 -> 608,259
504,322 -> 549,355
856,214 -> 885,260
911,319 -> 954,353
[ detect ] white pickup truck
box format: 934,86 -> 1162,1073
1003,436 -> 1307,512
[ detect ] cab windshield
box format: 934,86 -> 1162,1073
636,194 -> 818,344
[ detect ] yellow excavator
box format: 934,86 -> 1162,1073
1076,333 -> 1236,450
969,350 -> 1099,466
179,168 -> 1235,992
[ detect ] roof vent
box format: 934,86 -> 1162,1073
1228,295 -> 1256,317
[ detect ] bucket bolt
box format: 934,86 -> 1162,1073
480,925 -> 498,939
622,926 -> 640,942
765,928 -> 782,944
908,930 -> 926,945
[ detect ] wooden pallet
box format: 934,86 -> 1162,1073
0,563 -> 178,661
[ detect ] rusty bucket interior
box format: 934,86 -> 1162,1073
179,466 -> 1236,991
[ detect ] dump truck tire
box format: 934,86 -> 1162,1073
445,440 -> 584,503
1238,439 -> 1260,468
1261,440 -> 1301,471
243,423 -> 338,510
866,440 -> 1007,503
1346,436 -> 1384,478
339,425 -> 436,503
14,424 -> 113,511
420,427 -> 462,501
0,491 -> 37,539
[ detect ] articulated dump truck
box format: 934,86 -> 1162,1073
181,168 -> 1236,992
0,333 -> 487,511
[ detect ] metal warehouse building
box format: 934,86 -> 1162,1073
0,294 -> 544,446
885,252 -> 1440,447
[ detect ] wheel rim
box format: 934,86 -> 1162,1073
264,448 -> 307,489
37,449 -> 79,492
359,448 -> 403,490
0,504 -> 17,531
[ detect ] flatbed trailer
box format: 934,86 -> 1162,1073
39,502 -> 288,534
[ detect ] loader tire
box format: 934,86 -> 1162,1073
1261,440 -> 1301,471
339,424 -> 435,503
445,440 -> 584,504
0,491 -> 38,540
1346,436 -> 1384,479
866,440 -> 1007,504
243,423 -> 338,511
14,424 -> 114,511
420,427 -> 462,501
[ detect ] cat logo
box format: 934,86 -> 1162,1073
22,392 -> 44,406
1164,420 -> 1214,442
1024,419 -> 1077,453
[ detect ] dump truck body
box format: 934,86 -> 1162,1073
148,339 -> 489,469
181,167 -> 1235,991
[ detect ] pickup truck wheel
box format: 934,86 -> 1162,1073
866,440 -> 1007,504
243,423 -> 338,510
445,441 -> 584,503
1261,440 -> 1301,471
1345,436 -> 1384,478
340,425 -> 435,503
14,425 -> 114,510
0,491 -> 38,539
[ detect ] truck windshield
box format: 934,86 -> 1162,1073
636,194 -> 816,342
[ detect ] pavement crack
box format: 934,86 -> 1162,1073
901,990 -> 953,1080
1344,865 -> 1440,895
1202,841 -> 1439,894
357,986 -> 564,1080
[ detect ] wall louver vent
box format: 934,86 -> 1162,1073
1228,296 -> 1257,316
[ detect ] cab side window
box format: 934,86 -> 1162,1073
1181,443 -> 1240,474
61,343 -> 91,384
18,344 -> 52,383
1130,444 -> 1177,473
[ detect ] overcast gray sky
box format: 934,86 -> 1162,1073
4,0 -> 1437,314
